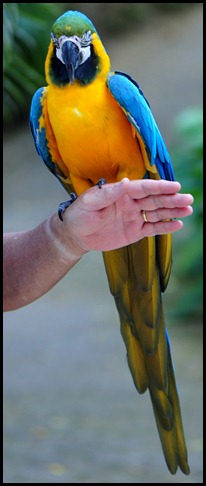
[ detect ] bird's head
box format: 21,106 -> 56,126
45,10 -> 110,86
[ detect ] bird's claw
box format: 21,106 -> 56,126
58,192 -> 77,221
98,178 -> 107,188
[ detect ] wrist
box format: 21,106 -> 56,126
45,213 -> 88,264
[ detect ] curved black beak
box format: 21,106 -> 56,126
61,41 -> 82,84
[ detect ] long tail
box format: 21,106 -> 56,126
103,236 -> 190,475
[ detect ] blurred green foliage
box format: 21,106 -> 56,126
169,107 -> 203,320
3,3 -> 63,125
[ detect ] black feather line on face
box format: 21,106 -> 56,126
49,45 -> 100,86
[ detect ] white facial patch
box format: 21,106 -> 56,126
55,34 -> 91,66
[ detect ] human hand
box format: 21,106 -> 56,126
63,178 -> 194,253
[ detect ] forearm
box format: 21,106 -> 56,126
3,213 -> 87,311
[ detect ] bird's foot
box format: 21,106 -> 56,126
97,178 -> 107,188
58,192 -> 77,221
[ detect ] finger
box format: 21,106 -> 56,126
137,192 -> 194,211
126,178 -> 182,198
142,219 -> 184,237
79,179 -> 130,210
141,205 -> 193,223
86,178 -> 183,209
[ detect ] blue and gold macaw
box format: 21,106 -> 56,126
30,10 -> 190,475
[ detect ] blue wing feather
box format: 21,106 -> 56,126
29,87 -> 59,177
107,71 -> 175,181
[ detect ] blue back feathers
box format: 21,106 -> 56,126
107,71 -> 175,181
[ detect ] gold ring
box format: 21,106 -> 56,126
142,210 -> 148,223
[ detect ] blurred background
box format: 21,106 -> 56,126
3,3 -> 203,483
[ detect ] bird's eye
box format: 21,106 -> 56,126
81,30 -> 92,47
51,32 -> 60,48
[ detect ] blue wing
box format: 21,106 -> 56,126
29,87 -> 74,193
107,71 -> 175,181
29,87 -> 58,176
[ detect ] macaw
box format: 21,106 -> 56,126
29,10 -> 190,475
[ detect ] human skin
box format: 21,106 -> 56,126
3,178 -> 193,312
